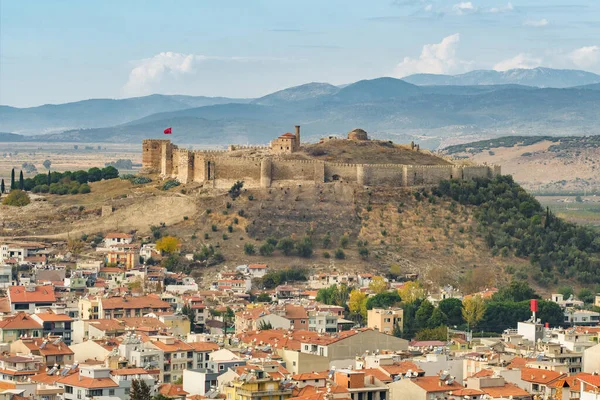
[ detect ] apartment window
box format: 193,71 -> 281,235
88,390 -> 103,396
109,390 -> 115,396
219,365 -> 224,371
65,386 -> 73,394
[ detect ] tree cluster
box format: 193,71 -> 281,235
434,175 -> 600,284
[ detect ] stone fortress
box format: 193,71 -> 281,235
142,126 -> 500,188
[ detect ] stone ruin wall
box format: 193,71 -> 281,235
142,139 -> 500,188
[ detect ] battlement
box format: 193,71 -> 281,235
141,138 -> 500,188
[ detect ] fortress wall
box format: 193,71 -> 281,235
272,160 -> 318,181
324,163 -> 358,183
176,149 -> 194,184
260,159 -> 272,188
214,157 -> 262,183
361,164 -> 405,186
142,139 -> 169,172
161,142 -> 175,177
405,165 -> 454,186
193,155 -> 207,183
463,166 -> 494,180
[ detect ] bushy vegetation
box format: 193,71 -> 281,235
121,174 -> 152,185
2,189 -> 30,206
161,180 -> 180,190
260,268 -> 308,289
21,166 -> 118,195
434,175 -> 600,284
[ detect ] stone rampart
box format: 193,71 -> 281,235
142,139 -> 501,188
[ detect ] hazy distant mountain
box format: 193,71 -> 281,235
0,94 -> 251,134
403,67 -> 600,88
253,82 -> 340,105
575,83 -> 600,90
3,75 -> 600,146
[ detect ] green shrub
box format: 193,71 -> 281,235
244,243 -> 256,255
161,180 -> 180,190
259,243 -> 275,256
211,224 -> 217,232
2,190 -> 30,206
334,248 -> 345,259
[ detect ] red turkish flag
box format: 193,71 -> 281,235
164,127 -> 172,134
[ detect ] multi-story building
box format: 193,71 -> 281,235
0,313 -> 43,342
146,336 -> 194,384
11,337 -> 74,366
224,369 -> 293,400
103,233 -> 134,247
367,308 -> 404,335
8,285 -> 56,313
57,364 -> 123,400
308,311 -> 338,333
0,264 -> 12,288
78,296 -> 100,320
99,295 -> 172,319
31,311 -> 74,345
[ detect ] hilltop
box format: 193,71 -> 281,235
300,139 -> 451,165
7,170 -> 600,294
442,136 -> 600,194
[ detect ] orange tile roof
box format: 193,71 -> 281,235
248,264 -> 268,269
481,382 -> 531,398
158,384 -> 189,397
520,368 -> 565,385
471,369 -> 494,378
236,329 -> 321,351
33,311 -> 73,322
279,133 -> 296,138
149,338 -> 192,352
362,368 -> 392,383
0,313 -> 42,330
20,338 -> 74,356
9,286 -> 56,304
105,233 -> 133,239
58,373 -> 118,389
409,376 -> 464,393
578,373 -> 600,389
285,305 -> 308,320
379,361 -> 424,376
451,388 -> 484,396
188,342 -> 220,352
101,295 -> 171,310
291,371 -> 329,381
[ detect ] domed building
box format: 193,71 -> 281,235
348,128 -> 369,141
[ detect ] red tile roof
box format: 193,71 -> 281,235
8,286 -> 56,304
158,384 -> 188,398
520,367 -> 564,385
58,373 -> 118,389
0,313 -> 42,330
33,311 -> 73,322
101,295 -> 171,310
409,376 -> 464,393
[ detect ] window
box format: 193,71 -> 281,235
65,386 -> 73,394
219,365 -> 224,371
109,390 -> 115,396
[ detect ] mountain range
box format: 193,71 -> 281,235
1,67 -> 600,147
402,67 -> 600,88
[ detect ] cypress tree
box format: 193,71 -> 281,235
10,168 -> 15,191
19,170 -> 24,190
0,179 -> 4,194
47,170 -> 51,186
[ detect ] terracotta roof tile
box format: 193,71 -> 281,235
58,373 -> 118,389
520,367 -> 564,385
100,295 -> 171,310
481,382 -> 531,398
158,384 -> 188,397
409,376 -> 463,393
8,286 -> 56,304
0,313 -> 42,330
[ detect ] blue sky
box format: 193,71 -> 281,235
1,0 -> 599,107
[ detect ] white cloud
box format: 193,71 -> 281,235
489,2 -> 513,13
569,46 -> 600,69
493,53 -> 542,71
123,52 -> 285,96
424,4 -> 433,11
452,2 -> 476,15
395,33 -> 472,77
523,18 -> 549,27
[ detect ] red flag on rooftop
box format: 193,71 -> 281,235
164,127 -> 172,134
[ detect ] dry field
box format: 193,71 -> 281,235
0,142 -> 142,183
